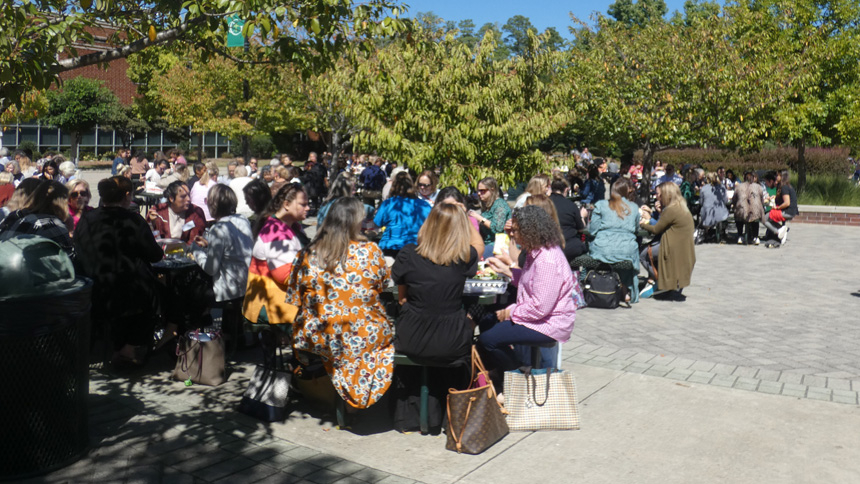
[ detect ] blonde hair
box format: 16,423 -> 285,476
66,178 -> 90,193
201,161 -> 218,185
524,174 -> 550,197
658,182 -> 689,213
477,177 -> 499,210
706,172 -> 719,186
416,203 -> 472,265
525,194 -> 564,248
0,172 -> 12,185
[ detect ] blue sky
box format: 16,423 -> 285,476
401,0 -> 688,36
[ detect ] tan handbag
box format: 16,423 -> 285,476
445,347 -> 509,454
173,330 -> 226,386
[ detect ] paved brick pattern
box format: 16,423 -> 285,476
566,223 -> 860,404
25,361 -> 423,484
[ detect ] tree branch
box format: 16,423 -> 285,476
51,15 -> 209,73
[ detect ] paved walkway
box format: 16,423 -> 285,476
568,223 -> 860,404
22,186 -> 860,482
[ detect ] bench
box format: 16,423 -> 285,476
334,352 -> 460,434
569,255 -> 640,304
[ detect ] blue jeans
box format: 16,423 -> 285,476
478,318 -> 556,372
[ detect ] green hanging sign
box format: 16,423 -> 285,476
227,14 -> 245,48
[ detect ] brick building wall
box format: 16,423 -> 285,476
56,24 -> 137,105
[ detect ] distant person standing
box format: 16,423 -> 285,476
112,148 -> 128,176
359,157 -> 387,207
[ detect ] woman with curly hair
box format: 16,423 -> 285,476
480,205 -> 577,375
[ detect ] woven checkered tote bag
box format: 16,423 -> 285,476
503,367 -> 580,431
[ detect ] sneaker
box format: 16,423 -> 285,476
639,283 -> 654,299
737,238 -> 743,245
754,237 -> 760,246
778,226 -> 789,244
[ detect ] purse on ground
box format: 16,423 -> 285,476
172,330 -> 226,386
503,367 -> 580,432
445,347 -> 509,454
583,265 -> 627,309
238,365 -> 292,422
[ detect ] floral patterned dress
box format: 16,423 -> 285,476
286,241 -> 395,408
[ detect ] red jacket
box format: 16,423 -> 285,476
151,202 -> 206,242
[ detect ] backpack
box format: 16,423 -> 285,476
583,264 -> 629,309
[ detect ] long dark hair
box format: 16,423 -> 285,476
307,197 -> 365,271
252,183 -> 305,238
608,177 -> 634,218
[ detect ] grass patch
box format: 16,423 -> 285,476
797,174 -> 860,206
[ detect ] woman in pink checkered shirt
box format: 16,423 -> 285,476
479,205 -> 576,376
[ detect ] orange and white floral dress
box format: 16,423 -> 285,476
286,241 -> 395,408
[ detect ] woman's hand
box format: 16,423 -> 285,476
486,256 -> 513,279
495,308 -> 511,321
147,208 -> 158,222
504,219 -> 513,235
194,236 -> 208,248
468,210 -> 485,226
494,250 -> 513,267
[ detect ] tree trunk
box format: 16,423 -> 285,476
197,131 -> 204,163
639,141 -> 655,202
71,131 -> 80,163
329,130 -> 342,184
796,138 -> 807,193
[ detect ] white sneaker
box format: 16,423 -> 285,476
778,226 -> 789,244
754,237 -> 760,246
737,238 -> 743,245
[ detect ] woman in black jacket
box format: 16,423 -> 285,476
74,176 -> 163,365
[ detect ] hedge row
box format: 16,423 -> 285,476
633,147 -> 853,176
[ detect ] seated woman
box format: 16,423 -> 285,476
639,182 -> 696,300
373,172 -> 432,261
0,180 -> 75,258
148,181 -> 207,242
74,176 -> 163,365
288,197 -> 394,409
698,172 -> 729,242
587,177 -> 641,301
732,172 -> 765,245
548,176 -> 587,261
579,164 -> 605,206
513,173 -> 551,208
762,169 -> 798,246
480,206 -> 576,382
469,176 -> 511,258
317,172 -> 374,223
435,186 -> 484,256
241,178 -> 272,227
192,184 -> 254,348
390,203 -> 479,433
242,183 -> 310,325
66,179 -> 94,232
415,170 -> 440,206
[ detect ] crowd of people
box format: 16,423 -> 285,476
0,144 -> 798,433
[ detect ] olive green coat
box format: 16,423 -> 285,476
642,204 -> 696,291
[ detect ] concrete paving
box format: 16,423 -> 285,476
29,173 -> 860,483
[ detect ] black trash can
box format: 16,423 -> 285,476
0,235 -> 92,480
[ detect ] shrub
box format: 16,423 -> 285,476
796,174 -> 860,206
633,147 -> 852,176
251,135 -> 275,159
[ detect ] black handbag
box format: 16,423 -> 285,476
583,264 -> 629,309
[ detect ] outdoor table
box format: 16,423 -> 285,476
152,256 -> 213,334
136,190 -> 164,213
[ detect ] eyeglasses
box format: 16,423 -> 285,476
69,191 -> 90,199
417,183 -> 431,189
477,189 -> 489,194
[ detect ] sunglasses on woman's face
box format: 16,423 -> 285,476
417,183 -> 431,189
477,189 -> 489,194
70,190 -> 90,199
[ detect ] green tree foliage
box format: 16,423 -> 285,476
345,30 -> 571,190
477,23 -> 512,61
502,15 -> 537,57
456,20 -> 481,50
750,0 -> 860,191
568,6 -> 802,196
45,76 -> 120,162
0,0 -> 409,117
606,0 -> 668,26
